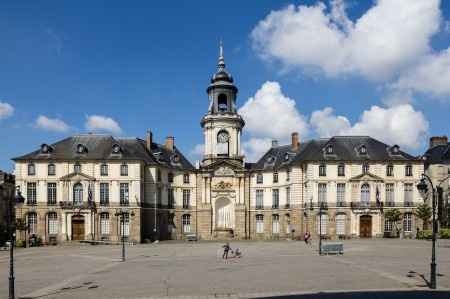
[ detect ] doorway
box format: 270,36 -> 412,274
359,215 -> 372,238
72,215 -> 85,241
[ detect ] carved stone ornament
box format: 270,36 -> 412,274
213,181 -> 233,190
214,166 -> 235,177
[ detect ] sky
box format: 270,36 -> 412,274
0,0 -> 449,171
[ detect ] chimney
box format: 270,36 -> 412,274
429,136 -> 448,148
165,136 -> 175,151
291,132 -> 300,151
271,139 -> 278,148
146,130 -> 153,151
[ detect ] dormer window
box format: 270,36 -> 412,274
392,145 -> 399,154
284,153 -> 290,161
41,144 -> 52,154
266,156 -> 275,164
171,154 -> 180,163
74,163 -> 81,173
326,145 -> 333,154
28,163 -> 36,176
359,145 -> 367,155
76,144 -> 87,154
112,144 -> 121,154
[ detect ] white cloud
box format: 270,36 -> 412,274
35,115 -> 70,132
310,104 -> 429,149
392,47 -> 450,99
238,81 -> 309,140
190,143 -> 204,157
251,0 -> 441,81
242,137 -> 272,163
0,101 -> 14,120
85,115 -> 122,134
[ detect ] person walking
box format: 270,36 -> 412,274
222,242 -> 231,259
304,231 -> 311,245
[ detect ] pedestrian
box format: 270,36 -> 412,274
304,231 -> 310,245
222,242 -> 231,259
234,248 -> 242,258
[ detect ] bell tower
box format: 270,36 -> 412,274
201,42 -> 245,166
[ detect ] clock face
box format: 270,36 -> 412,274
217,131 -> 229,143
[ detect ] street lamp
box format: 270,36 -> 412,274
115,208 -> 135,262
416,173 -> 450,290
318,201 -> 325,255
1,175 -> 25,299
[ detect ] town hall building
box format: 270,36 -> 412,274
12,45 -> 425,244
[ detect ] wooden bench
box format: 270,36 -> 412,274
321,242 -> 344,255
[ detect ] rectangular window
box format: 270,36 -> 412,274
256,173 -> 263,184
336,214 -> 345,235
286,187 -> 290,208
386,183 -> 395,205
404,183 -> 413,205
120,183 -> 129,206
182,189 -> 190,209
182,214 -> 191,233
28,163 -> 36,176
120,164 -> 128,176
100,183 -> 109,206
168,188 -> 175,209
100,164 -> 108,176
387,165 -> 394,177
256,189 -> 264,209
48,213 -> 58,235
100,213 -> 110,235
384,218 -> 393,232
272,214 -> 280,234
403,213 -> 412,232
48,164 -> 55,176
28,213 -> 37,235
74,163 -> 81,173
338,164 -> 345,177
27,182 -> 37,205
47,183 -> 57,205
318,183 -> 327,204
405,165 -> 413,177
317,214 -> 328,235
256,215 -> 264,233
272,189 -> 279,209
273,172 -> 278,183
120,214 -> 130,237
319,164 -> 326,176
336,183 -> 345,205
183,173 -> 190,184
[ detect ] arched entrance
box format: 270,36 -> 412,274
216,197 -> 233,229
72,215 -> 85,241
360,215 -> 372,238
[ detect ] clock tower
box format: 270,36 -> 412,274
201,42 -> 245,166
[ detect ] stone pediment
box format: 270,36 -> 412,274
59,172 -> 96,181
203,159 -> 244,173
214,166 -> 235,177
349,172 -> 383,182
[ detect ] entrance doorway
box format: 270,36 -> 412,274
360,215 -> 372,238
72,215 -> 85,240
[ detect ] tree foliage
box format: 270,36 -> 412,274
415,203 -> 432,230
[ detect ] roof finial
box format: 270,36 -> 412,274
218,39 -> 225,68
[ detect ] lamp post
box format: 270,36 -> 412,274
1,173 -> 25,299
115,208 -> 134,262
318,201 -> 324,255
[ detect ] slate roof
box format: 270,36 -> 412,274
423,143 -> 450,165
253,136 -> 419,171
12,134 -> 194,170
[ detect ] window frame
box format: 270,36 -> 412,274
48,212 -> 58,235
256,173 -> 263,184
256,214 -> 264,233
28,212 -> 37,235
256,189 -> 264,209
272,189 -> 279,209
100,183 -> 109,206
319,164 -> 326,177
27,182 -> 37,205
405,164 -> 413,177
120,163 -> 128,176
48,163 -> 56,176
47,182 -> 57,205
28,163 -> 36,176
182,214 -> 191,233
272,214 -> 280,234
100,213 -> 110,235
182,189 -> 190,209
273,171 -> 278,183
100,163 -> 108,176
318,183 -> 327,204
337,163 -> 345,177
386,164 -> 394,177
183,173 -> 190,184
119,183 -> 129,206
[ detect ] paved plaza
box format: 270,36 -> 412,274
1,239 -> 450,298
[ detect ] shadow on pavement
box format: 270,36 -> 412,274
258,291 -> 450,299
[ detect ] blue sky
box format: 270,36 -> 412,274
0,0 -> 449,171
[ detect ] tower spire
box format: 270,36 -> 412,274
218,39 -> 225,69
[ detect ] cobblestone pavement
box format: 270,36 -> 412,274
0,239 -> 449,298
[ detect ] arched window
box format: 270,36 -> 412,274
182,214 -> 191,233
100,213 -> 110,236
28,163 -> 36,176
28,212 -> 37,235
336,214 -> 346,236
338,163 -> 345,176
73,183 -> 83,205
256,214 -> 264,233
48,163 -> 56,176
120,163 -> 128,176
272,214 -> 280,234
217,130 -> 229,156
317,213 -> 328,235
403,213 -> 412,232
386,164 -> 394,176
217,94 -> 228,112
362,163 -> 369,174
48,212 -> 58,235
361,183 -> 370,205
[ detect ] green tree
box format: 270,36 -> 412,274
415,203 -> 432,230
385,208 -> 402,237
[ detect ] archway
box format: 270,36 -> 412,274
215,197 -> 233,229
360,215 -> 372,238
72,215 -> 85,241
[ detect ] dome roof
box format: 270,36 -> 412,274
210,41 -> 234,84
